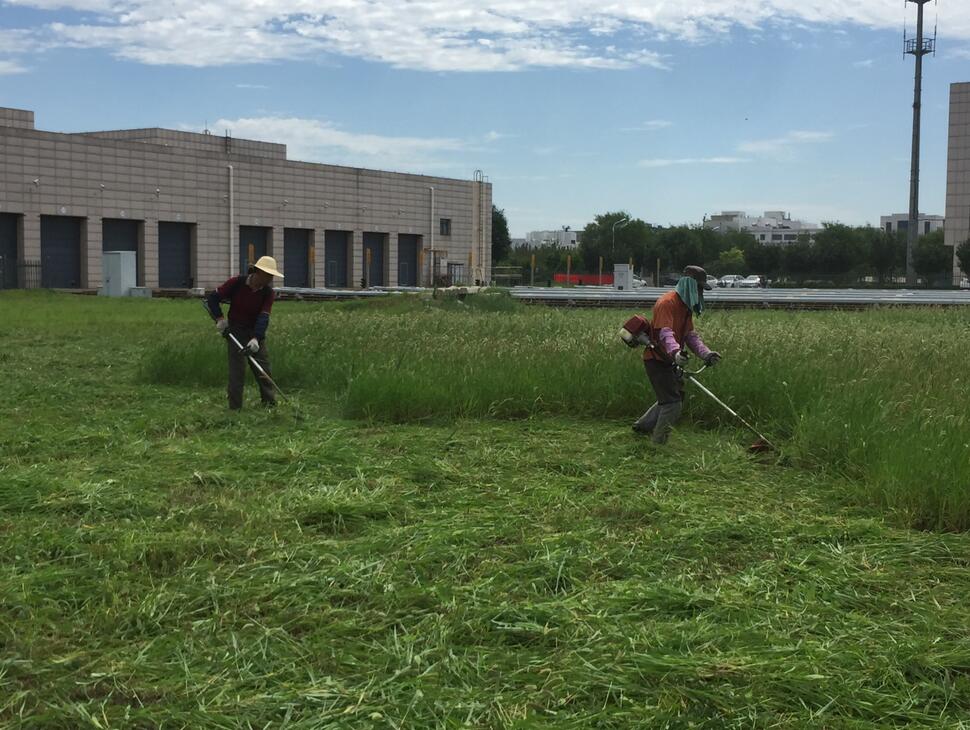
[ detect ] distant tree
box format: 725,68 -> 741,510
783,239 -> 817,285
714,247 -> 746,276
813,223 -> 867,284
722,230 -> 759,254
912,229 -> 952,287
491,205 -> 512,263
658,227 -> 704,271
956,239 -> 970,280
505,243 -> 575,282
694,227 -> 726,265
743,242 -> 782,278
578,212 -> 656,271
867,228 -> 905,286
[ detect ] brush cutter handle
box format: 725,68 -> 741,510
676,363 -> 708,377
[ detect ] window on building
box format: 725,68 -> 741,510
886,223 -> 893,233
447,262 -> 464,284
439,218 -> 451,236
771,234 -> 782,241
925,221 -> 931,234
784,234 -> 796,241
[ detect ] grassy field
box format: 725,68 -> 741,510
140,292 -> 970,531
4,291 -> 970,728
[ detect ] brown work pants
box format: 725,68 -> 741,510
227,325 -> 275,409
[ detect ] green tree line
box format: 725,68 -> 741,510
491,207 -> 966,287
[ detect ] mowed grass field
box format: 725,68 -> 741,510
3,290 -> 970,728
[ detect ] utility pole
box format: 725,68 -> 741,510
904,0 -> 936,286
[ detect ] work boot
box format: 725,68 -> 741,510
651,401 -> 683,444
632,403 -> 660,435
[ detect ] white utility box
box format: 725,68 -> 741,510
100,251 -> 137,297
614,263 -> 634,291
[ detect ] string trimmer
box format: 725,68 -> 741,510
620,314 -> 775,452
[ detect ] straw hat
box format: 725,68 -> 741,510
254,255 -> 283,278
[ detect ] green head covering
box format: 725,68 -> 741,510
675,276 -> 704,316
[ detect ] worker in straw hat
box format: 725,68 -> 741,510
633,265 -> 721,444
206,255 -> 284,409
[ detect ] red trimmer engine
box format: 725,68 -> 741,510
618,314 -> 653,348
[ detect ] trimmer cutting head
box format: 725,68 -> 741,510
747,437 -> 774,454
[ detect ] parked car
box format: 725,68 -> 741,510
739,274 -> 765,288
718,274 -> 743,288
961,277 -> 970,290
706,275 -> 719,290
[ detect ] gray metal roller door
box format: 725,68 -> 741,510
102,219 -> 140,285
398,234 -> 420,287
102,219 -> 139,252
41,215 -> 82,288
0,213 -> 17,289
363,232 -> 385,287
158,222 -> 192,288
324,230 -> 349,287
239,226 -> 269,275
283,228 -> 310,288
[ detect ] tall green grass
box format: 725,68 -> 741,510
139,294 -> 970,530
8,289 -> 970,724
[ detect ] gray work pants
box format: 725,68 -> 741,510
633,360 -> 685,444
227,325 -> 275,409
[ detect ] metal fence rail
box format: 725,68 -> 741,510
510,285 -> 970,309
0,258 -> 41,290
19,260 -> 41,289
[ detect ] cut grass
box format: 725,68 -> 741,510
3,291 -> 970,727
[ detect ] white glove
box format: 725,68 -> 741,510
246,337 -> 260,354
215,318 -> 228,334
673,350 -> 689,367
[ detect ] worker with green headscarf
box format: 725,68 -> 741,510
633,265 -> 721,444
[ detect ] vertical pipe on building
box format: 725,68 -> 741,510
228,164 -> 234,278
428,186 -> 435,287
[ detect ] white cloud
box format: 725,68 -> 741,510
236,83 -> 269,90
620,119 -> 673,132
2,0 -> 966,72
638,156 -> 747,168
948,47 -> 970,60
853,58 -> 874,68
0,60 -> 28,75
201,116 -> 468,173
738,129 -> 834,156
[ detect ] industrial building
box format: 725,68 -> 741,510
0,107 -> 492,291
946,82 -> 970,285
702,211 -> 821,244
880,213 -> 945,236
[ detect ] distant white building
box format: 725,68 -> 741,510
880,213 -> 945,236
525,229 -> 580,248
703,210 -> 821,244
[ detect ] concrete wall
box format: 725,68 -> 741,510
0,109 -> 492,289
946,82 -> 970,284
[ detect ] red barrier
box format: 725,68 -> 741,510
553,273 -> 613,285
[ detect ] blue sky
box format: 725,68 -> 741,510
1,1 -> 968,236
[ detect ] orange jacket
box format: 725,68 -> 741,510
643,290 -> 710,362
